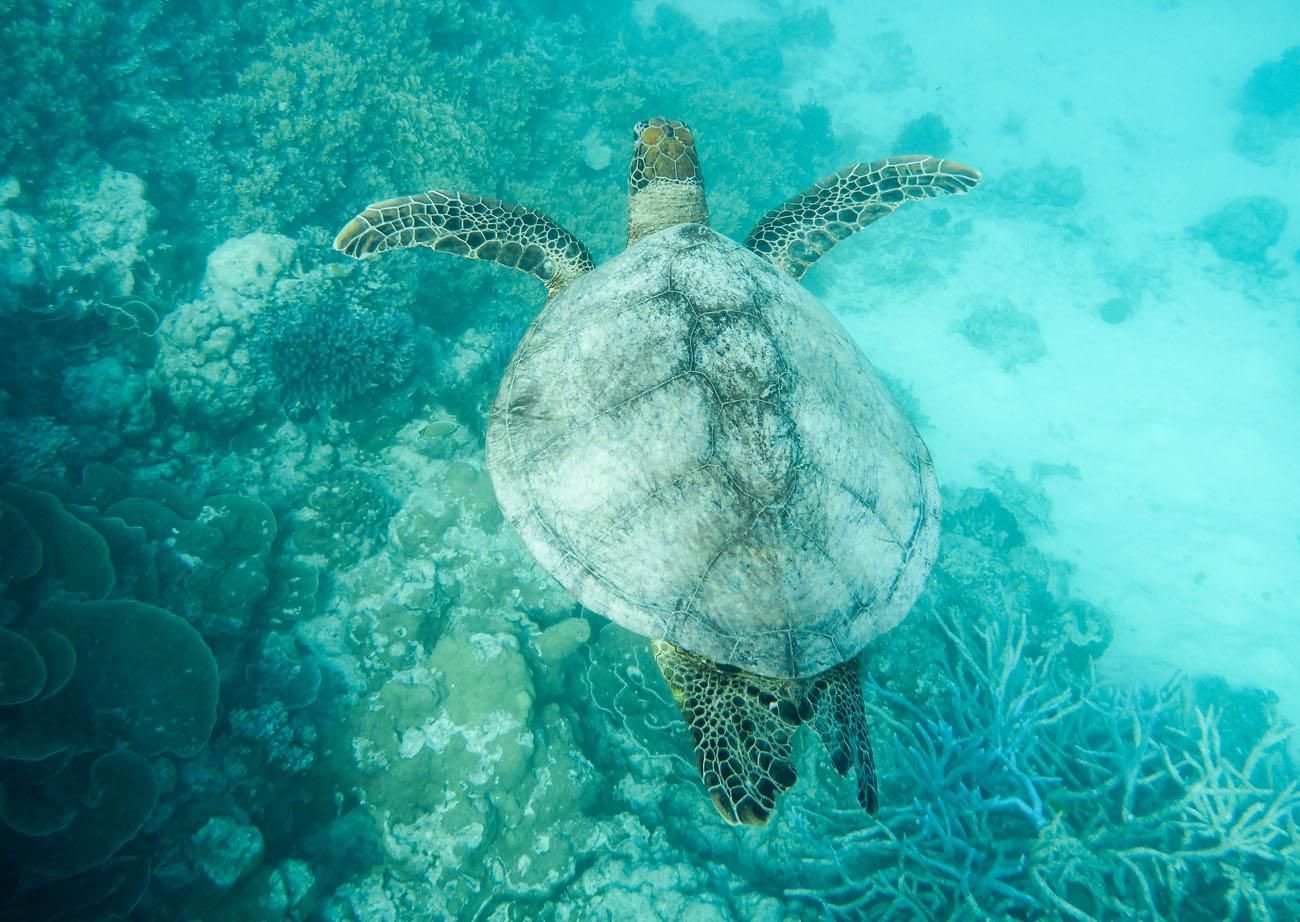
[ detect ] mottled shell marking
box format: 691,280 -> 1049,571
486,223 -> 939,679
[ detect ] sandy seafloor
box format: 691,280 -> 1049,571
778,0 -> 1300,734
2,0 -> 1300,919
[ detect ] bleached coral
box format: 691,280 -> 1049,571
191,817 -> 265,888
0,165 -> 154,314
44,166 -> 154,298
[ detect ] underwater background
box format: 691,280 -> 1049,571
1,0 -> 1298,918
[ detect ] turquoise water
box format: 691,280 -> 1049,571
1,1 -> 1298,918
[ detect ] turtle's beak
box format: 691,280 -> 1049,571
630,116 -> 700,192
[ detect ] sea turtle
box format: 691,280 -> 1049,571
334,117 -> 980,825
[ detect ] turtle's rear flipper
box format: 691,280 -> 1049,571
652,640 -> 804,826
804,658 -> 878,815
743,156 -> 981,280
334,191 -> 594,297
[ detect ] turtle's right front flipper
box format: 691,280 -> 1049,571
334,191 -> 594,297
744,157 -> 981,281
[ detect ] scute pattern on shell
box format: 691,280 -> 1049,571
486,223 -> 939,679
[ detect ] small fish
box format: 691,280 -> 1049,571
421,419 -> 459,439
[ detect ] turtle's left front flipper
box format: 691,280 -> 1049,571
744,157 -> 981,280
334,191 -> 594,297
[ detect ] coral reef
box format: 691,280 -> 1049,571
0,415 -> 78,483
1,1 -> 137,182
893,113 -> 953,157
41,166 -> 155,302
1240,46 -> 1300,118
758,491 -> 1298,921
61,356 -> 155,435
0,164 -> 155,317
1188,196 -> 1290,267
786,628 -> 1300,920
0,465 -> 344,920
0,483 -> 219,918
2,2 -> 1296,920
155,230 -> 424,430
254,294 -> 417,418
154,232 -> 298,429
956,297 -> 1048,371
192,816 -> 265,888
1234,46 -> 1300,162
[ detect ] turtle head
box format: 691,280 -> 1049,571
627,117 -> 709,245
630,118 -> 702,191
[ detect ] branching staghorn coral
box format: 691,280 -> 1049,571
784,593 -> 1299,921
254,291 -> 418,417
786,603 -> 1077,919
1030,681 -> 1300,920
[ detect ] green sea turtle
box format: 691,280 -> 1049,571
335,117 -> 980,825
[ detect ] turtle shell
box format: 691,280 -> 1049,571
485,223 -> 938,679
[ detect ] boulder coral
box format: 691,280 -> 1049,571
191,816 -> 265,888
154,232 -> 297,430
41,165 -> 155,302
0,165 -> 154,328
